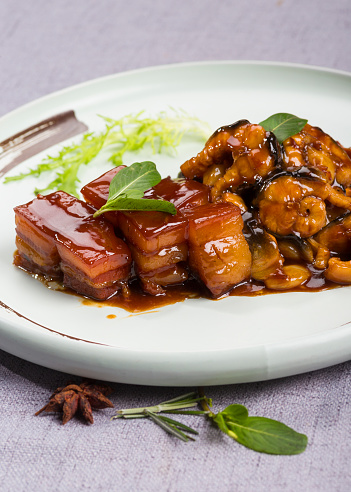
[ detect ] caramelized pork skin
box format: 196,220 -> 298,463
14,191 -> 132,300
180,120 -> 281,202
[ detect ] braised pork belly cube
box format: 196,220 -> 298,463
14,191 -> 132,300
81,168 -> 210,228
129,242 -> 189,294
80,168 -> 210,292
118,211 -> 188,253
80,166 -> 126,226
115,176 -> 209,281
81,168 -> 209,212
184,202 -> 252,297
128,243 -> 188,273
145,176 -> 210,211
14,223 -> 61,278
119,211 -> 189,292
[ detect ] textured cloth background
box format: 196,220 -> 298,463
1,0 -> 351,490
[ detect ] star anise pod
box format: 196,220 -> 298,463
35,380 -> 114,424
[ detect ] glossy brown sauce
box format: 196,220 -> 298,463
16,258 -> 341,315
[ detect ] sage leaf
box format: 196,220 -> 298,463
259,113 -> 308,144
212,404 -> 307,455
93,161 -> 176,217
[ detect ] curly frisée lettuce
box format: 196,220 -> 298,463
4,109 -> 210,197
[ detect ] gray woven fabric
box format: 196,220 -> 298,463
1,0 -> 351,490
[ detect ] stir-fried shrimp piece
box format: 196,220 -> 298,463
257,176 -> 351,238
283,124 -> 351,186
202,163 -> 227,187
264,264 -> 311,290
325,258 -> 351,284
181,120 -> 249,179
314,246 -> 330,270
181,121 -> 280,200
221,192 -> 248,213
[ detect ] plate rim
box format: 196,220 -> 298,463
1,60 -> 351,386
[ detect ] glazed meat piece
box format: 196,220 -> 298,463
14,209 -> 61,279
80,165 -> 126,209
256,175 -> 351,238
81,169 -> 210,293
81,166 -> 126,226
282,124 -> 351,187
81,168 -> 210,221
128,243 -> 188,273
14,191 -> 132,300
118,208 -> 189,294
184,202 -> 251,297
118,210 -> 188,253
146,176 -> 210,210
180,120 -> 281,202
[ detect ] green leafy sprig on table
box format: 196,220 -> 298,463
4,109 -> 210,197
112,390 -> 308,455
93,161 -> 177,216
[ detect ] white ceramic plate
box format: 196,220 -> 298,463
1,61 -> 351,386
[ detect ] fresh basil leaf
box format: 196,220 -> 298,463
212,413 -> 230,436
96,197 -> 177,215
259,113 -> 308,144
93,161 -> 177,217
213,405 -> 307,455
107,161 -> 161,201
220,404 -> 249,422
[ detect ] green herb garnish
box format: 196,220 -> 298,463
209,404 -> 307,455
4,109 -> 210,197
259,113 -> 308,143
93,161 -> 176,216
112,392 -> 208,442
112,390 -> 308,454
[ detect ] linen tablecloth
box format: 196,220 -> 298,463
1,1 -> 351,490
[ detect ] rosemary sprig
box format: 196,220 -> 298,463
112,392 -> 209,442
145,411 -> 197,442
